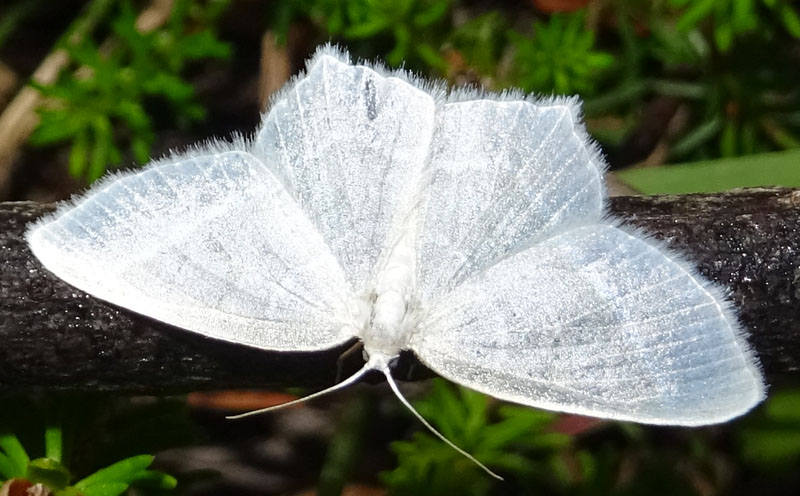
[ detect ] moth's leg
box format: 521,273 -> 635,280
336,340 -> 365,382
392,350 -> 433,381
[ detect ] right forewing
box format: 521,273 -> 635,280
416,97 -> 604,301
27,150 -> 356,351
411,224 -> 764,425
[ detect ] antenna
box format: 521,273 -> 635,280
226,359 -> 377,419
226,352 -> 503,480
378,360 -> 504,480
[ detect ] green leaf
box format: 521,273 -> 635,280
779,3 -> 800,37
30,110 -> 85,145
587,52 -> 615,69
174,30 -> 231,59
731,0 -> 755,31
130,469 -> 178,490
130,135 -> 152,164
615,148 -> 800,194
412,0 -> 450,27
74,454 -> 154,490
87,116 -> 113,181
668,116 -> 723,159
45,412 -> 63,463
78,482 -> 130,496
26,457 -> 71,490
650,79 -> 707,99
67,38 -> 105,69
68,129 -> 90,178
675,0 -> 715,30
0,452 -> 21,479
0,429 -> 29,477
343,18 -> 391,38
112,100 -> 150,131
741,121 -> 757,154
713,22 -> 734,52
719,120 -> 737,156
143,72 -> 195,100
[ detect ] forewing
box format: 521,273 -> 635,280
411,224 -> 764,425
417,97 -> 604,300
27,150 -> 356,351
255,48 -> 436,289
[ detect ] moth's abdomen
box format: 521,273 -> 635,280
361,229 -> 418,356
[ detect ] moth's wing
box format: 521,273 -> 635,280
27,149 -> 357,351
410,224 -> 765,425
417,95 -> 605,301
254,47 -> 436,289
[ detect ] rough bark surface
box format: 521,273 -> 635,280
1,188 -> 799,393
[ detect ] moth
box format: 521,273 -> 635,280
27,45 -> 765,477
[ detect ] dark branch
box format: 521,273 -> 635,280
1,188 -> 799,394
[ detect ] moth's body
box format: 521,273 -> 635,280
360,224 -> 419,358
27,45 -> 765,478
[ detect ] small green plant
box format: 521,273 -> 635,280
381,379 -> 571,495
0,398 -> 179,496
577,1 -> 800,161
649,37 -> 800,160
445,12 -> 507,80
669,0 -> 800,52
30,0 -> 230,182
509,11 -> 614,95
327,0 -> 451,68
276,0 -> 452,70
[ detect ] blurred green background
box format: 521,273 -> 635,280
0,0 -> 799,495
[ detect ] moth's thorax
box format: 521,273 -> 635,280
359,228 -> 418,357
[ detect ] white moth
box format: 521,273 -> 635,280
27,45 -> 764,478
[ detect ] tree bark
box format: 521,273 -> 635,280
1,188 -> 799,393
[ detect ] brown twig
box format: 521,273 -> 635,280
0,188 -> 798,393
259,31 -> 292,111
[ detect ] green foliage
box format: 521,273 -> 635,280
271,0 -> 451,69
655,40 -> 800,161
380,379 -> 570,495
510,12 -> 615,95
0,426 -> 29,480
30,0 -> 230,182
446,12 -> 507,78
669,0 -> 800,52
26,0 -> 800,181
314,0 -> 452,69
0,397 -> 184,496
576,1 -> 800,160
271,0 -> 800,160
377,381 -> 800,494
